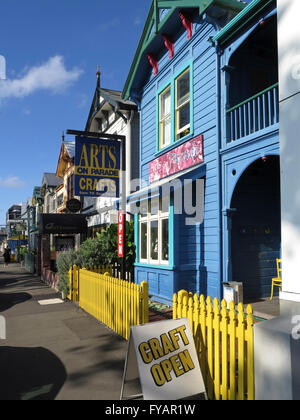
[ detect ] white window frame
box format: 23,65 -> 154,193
159,85 -> 172,150
139,198 -> 169,266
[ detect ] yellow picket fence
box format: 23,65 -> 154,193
173,290 -> 255,401
68,265 -> 113,302
69,266 -> 149,340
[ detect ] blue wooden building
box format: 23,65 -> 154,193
122,0 -> 280,304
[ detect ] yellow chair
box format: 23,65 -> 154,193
270,258 -> 282,301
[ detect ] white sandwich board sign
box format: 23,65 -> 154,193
120,318 -> 206,400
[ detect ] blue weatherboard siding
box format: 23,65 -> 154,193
134,17 -> 220,304
130,1 -> 279,304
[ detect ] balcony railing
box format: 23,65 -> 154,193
226,83 -> 279,144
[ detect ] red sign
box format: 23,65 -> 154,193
149,135 -> 204,184
118,211 -> 125,258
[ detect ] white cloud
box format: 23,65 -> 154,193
0,56 -> 83,102
0,176 -> 25,189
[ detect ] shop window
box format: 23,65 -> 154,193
157,63 -> 193,151
139,197 -> 169,265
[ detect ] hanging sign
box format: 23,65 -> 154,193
118,211 -> 125,258
120,318 -> 206,401
75,136 -> 121,198
66,198 -> 82,213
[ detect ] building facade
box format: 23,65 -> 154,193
123,0 -> 279,304
81,70 -> 140,235
41,173 -> 62,215
215,0 -> 280,301
6,204 -> 22,237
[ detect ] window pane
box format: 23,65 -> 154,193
160,86 -> 171,149
161,219 -> 169,261
150,196 -> 159,215
161,87 -> 171,118
162,116 -> 171,146
178,103 -> 190,130
140,222 -> 148,260
176,70 -> 190,106
161,195 -> 170,214
140,200 -> 148,217
150,220 -> 158,261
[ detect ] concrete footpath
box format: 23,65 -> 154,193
0,261 -> 131,401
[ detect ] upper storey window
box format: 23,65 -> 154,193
157,63 -> 193,152
159,85 -> 171,149
175,68 -> 190,140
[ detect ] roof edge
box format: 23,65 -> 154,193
122,0 -> 246,101
212,0 -> 274,45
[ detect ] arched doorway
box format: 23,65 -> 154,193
230,156 -> 281,301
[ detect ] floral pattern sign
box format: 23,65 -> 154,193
149,135 -> 204,184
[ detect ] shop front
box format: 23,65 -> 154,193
123,0 -> 279,304
132,136 -> 206,305
39,213 -> 87,274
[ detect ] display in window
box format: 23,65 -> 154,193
140,222 -> 148,260
161,218 -> 169,261
150,220 -> 159,261
138,198 -> 170,266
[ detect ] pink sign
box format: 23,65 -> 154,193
149,135 -> 204,183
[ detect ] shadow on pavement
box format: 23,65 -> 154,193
0,346 -> 67,400
0,292 -> 32,312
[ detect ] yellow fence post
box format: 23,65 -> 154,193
229,301 -> 237,400
221,299 -> 229,400
173,293 -> 178,320
188,294 -> 194,332
193,294 -> 200,353
213,298 -> 221,400
68,266 -> 73,301
246,305 -> 255,400
206,296 -> 214,400
177,290 -> 188,318
199,294 -> 207,384
182,293 -> 188,318
237,302 -> 246,400
73,264 -> 79,302
141,281 -> 149,325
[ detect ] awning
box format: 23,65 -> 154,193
39,214 -> 88,235
126,162 -> 205,204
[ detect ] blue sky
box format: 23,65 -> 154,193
0,0 -> 150,225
